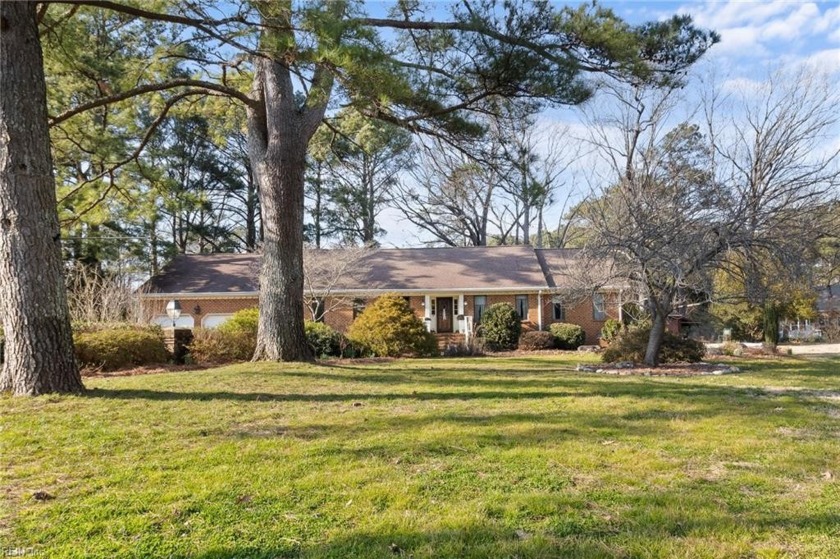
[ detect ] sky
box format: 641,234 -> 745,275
376,0 -> 840,247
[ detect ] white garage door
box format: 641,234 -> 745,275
202,314 -> 233,329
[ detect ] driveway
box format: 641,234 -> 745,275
778,343 -> 840,355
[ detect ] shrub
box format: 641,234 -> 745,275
347,295 -> 438,357
550,322 -> 586,349
600,318 -> 622,344
305,321 -> 342,358
187,307 -> 260,363
188,327 -> 254,363
602,326 -> 705,364
720,341 -> 744,357
479,303 -> 521,351
74,325 -> 168,370
218,308 -> 259,338
518,330 -> 556,350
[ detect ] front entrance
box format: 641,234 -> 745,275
437,297 -> 453,333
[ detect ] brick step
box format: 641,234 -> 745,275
435,333 -> 466,349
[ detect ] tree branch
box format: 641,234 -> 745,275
50,78 -> 254,126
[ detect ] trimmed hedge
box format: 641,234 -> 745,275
518,330 -> 555,350
550,322 -> 586,350
479,303 -> 521,351
74,325 -> 168,370
602,326 -> 705,363
347,295 -> 438,357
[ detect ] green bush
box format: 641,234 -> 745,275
305,321 -> 343,358
347,295 -> 438,357
518,330 -> 556,350
218,308 -> 259,338
602,326 -> 705,363
600,318 -> 622,343
550,322 -> 586,349
74,325 -> 168,370
479,303 -> 521,351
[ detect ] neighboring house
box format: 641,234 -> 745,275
139,246 -> 622,344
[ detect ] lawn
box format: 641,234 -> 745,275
2,354 -> 839,558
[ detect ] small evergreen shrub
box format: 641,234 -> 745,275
347,295 -> 438,357
74,325 -> 168,370
305,321 -> 342,358
479,303 -> 521,351
602,326 -> 705,363
550,322 -> 586,349
600,318 -> 622,344
518,330 -> 556,350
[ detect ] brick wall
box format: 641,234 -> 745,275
142,291 -> 618,342
142,297 -> 258,328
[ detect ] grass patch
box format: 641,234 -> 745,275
2,354 -> 839,558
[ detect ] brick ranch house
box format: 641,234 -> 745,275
139,246 -> 623,345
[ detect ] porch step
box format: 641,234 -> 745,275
435,333 -> 466,350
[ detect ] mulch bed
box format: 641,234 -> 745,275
575,361 -> 741,377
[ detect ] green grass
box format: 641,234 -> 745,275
2,354 -> 839,558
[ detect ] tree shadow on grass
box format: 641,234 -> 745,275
82,387 -> 580,403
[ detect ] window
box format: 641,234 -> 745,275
552,296 -> 565,321
474,296 -> 487,323
454,298 -> 459,315
430,298 -> 436,316
352,298 -> 366,319
593,293 -> 607,321
516,295 -> 529,320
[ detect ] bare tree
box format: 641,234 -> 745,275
705,68 -> 840,347
580,68 -> 839,364
302,245 -> 376,321
395,113 -> 573,247
498,119 -> 573,246
65,265 -> 144,325
395,140 -> 501,246
579,80 -> 727,365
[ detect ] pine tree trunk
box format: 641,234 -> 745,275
0,2 -> 83,395
247,57 -> 315,362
